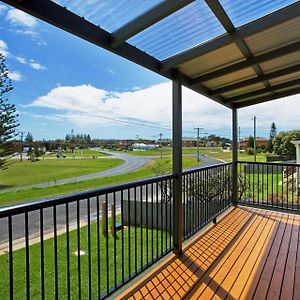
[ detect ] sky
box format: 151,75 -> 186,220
0,2 -> 299,141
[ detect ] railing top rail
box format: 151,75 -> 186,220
0,173 -> 175,217
237,160 -> 300,167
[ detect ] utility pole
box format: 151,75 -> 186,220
253,116 -> 257,162
20,131 -> 24,162
194,127 -> 203,162
159,133 -> 163,159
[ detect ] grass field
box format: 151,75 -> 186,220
62,149 -> 108,158
124,147 -> 267,162
0,157 -> 200,206
0,219 -> 171,299
0,158 -> 123,189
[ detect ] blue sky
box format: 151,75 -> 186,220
0,2 -> 299,141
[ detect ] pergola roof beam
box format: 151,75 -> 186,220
236,87 -> 300,108
210,63 -> 300,96
111,0 -> 194,48
227,78 -> 300,103
191,41 -> 300,86
205,0 -> 271,91
161,1 -> 300,70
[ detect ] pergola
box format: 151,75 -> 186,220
3,0 -> 300,253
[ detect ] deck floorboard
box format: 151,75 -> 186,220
116,206 -> 300,300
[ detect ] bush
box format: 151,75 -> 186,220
246,147 -> 254,155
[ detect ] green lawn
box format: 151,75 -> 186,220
62,149 -> 108,158
0,219 -> 171,299
0,157 -> 200,206
0,158 -> 123,189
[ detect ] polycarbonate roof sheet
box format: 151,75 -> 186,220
245,16 -> 300,55
53,0 -> 163,32
221,83 -> 265,98
259,51 -> 300,73
178,43 -> 244,78
128,0 -> 226,60
219,0 -> 298,28
269,71 -> 300,85
203,67 -> 256,89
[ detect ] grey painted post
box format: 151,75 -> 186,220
232,107 -> 238,206
172,80 -> 183,254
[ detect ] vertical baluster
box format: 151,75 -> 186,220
87,198 -> 92,300
25,212 -> 30,300
9,216 -> 13,300
40,210 -> 45,300
76,200 -> 81,300
66,202 -> 70,300
53,205 -> 58,300
96,196 -> 101,299
121,190 -> 124,283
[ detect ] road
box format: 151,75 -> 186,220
0,152 -> 223,249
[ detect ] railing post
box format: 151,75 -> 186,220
232,107 -> 238,206
172,80 -> 183,254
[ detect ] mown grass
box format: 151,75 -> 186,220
0,219 -> 171,299
0,158 -> 123,188
61,149 -> 108,158
0,157 -> 200,206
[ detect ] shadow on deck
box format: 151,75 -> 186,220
116,206 -> 300,299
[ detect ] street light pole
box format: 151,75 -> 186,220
159,133 -> 163,159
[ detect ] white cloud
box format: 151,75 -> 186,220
25,82 -> 300,135
29,61 -> 46,70
0,39 -> 9,57
8,71 -> 23,81
15,56 -> 46,70
6,9 -> 37,28
16,56 -> 26,64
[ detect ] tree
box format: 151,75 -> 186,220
25,132 -> 33,143
246,135 -> 254,149
267,122 -> 277,153
0,54 -> 19,170
272,130 -> 300,157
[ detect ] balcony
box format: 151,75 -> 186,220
1,161 -> 300,299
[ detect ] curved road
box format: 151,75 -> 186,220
0,151 -> 223,248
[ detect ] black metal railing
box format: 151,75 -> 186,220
237,161 -> 300,213
0,163 -> 232,299
182,163 -> 232,239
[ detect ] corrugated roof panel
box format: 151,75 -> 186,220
221,82 -> 265,98
274,84 -> 300,93
259,50 -> 300,73
203,67 -> 256,89
178,43 -> 244,78
245,16 -> 300,55
269,71 -> 300,85
232,92 -> 271,103
52,0 -> 163,32
219,0 -> 297,27
128,0 -> 225,60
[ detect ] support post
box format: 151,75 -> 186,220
172,80 -> 182,255
232,107 -> 238,206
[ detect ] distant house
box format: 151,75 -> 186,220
240,137 -> 268,150
182,137 -> 198,147
132,143 -> 158,151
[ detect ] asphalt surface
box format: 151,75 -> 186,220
0,152 -> 223,247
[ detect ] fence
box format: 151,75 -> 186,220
237,161 -> 300,213
0,163 -> 232,299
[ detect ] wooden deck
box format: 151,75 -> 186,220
116,206 -> 300,300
